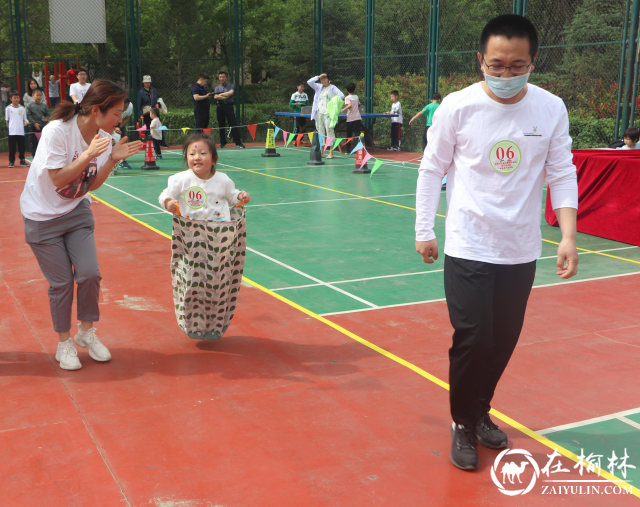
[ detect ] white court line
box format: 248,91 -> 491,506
130,211 -> 168,216
320,271 -> 640,317
247,193 -> 416,208
275,246 -> 638,292
618,416 -> 640,432
246,247 -> 378,309
271,269 -> 444,292
102,183 -> 170,213
538,407 -> 640,435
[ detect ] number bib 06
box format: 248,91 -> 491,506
185,186 -> 207,209
489,140 -> 521,174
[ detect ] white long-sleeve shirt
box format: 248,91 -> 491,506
159,169 -> 242,221
416,82 -> 578,265
307,76 -> 344,121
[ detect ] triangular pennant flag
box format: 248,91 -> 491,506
246,124 -> 257,140
318,133 -> 324,148
181,127 -> 189,134
273,126 -> 280,139
203,128 -> 213,134
35,132 -> 42,140
283,131 -> 288,146
159,125 -> 168,130
341,137 -> 354,146
360,152 -> 373,169
370,159 -> 384,177
308,132 -> 314,145
286,132 -> 295,147
296,133 -> 304,147
136,126 -> 147,132
332,138 -> 343,150
325,136 -> 333,150
350,141 -> 364,155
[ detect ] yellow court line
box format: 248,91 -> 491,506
231,166 -> 640,266
0,179 -> 27,183
90,191 -> 637,498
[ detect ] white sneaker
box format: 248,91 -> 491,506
55,338 -> 82,370
74,325 -> 112,362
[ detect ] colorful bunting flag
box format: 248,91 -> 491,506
181,127 -> 189,134
159,125 -> 168,130
370,159 -> 384,177
325,136 -> 333,150
136,126 -> 147,132
286,132 -> 296,147
318,133 -> 324,148
273,126 -> 280,139
308,132 -> 314,145
360,152 -> 373,169
246,124 -> 257,140
283,131 -> 288,146
350,141 -> 364,155
203,128 -> 213,134
332,138 -> 343,150
296,133 -> 304,147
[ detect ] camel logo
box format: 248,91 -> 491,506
491,448 -> 540,496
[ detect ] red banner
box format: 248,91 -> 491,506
246,124 -> 257,140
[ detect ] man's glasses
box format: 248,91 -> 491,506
482,58 -> 533,76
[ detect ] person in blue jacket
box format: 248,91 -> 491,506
137,75 -> 161,132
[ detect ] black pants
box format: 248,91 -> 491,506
346,119 -> 362,151
423,125 -> 430,152
194,108 -> 210,130
216,103 -> 242,146
29,131 -> 40,158
295,116 -> 307,133
8,135 -> 26,163
153,139 -> 162,157
50,97 -> 60,109
444,255 -> 536,428
391,122 -> 401,149
142,113 -> 152,132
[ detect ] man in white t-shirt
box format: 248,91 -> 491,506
70,68 -> 91,104
415,15 -> 578,471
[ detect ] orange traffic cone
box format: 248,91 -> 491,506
141,139 -> 159,170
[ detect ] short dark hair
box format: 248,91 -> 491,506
32,88 -> 44,95
218,71 -> 228,77
346,83 -> 356,93
624,127 -> 640,142
199,73 -> 210,80
323,73 -> 331,81
390,90 -> 399,96
150,107 -> 160,117
183,133 -> 218,174
432,92 -> 442,101
297,81 -> 305,87
9,89 -> 20,98
479,14 -> 538,59
77,67 -> 88,75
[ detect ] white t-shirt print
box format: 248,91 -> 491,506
20,116 -> 112,221
416,83 -> 578,265
391,101 -> 403,123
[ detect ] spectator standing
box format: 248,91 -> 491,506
1,83 -> 9,110
32,68 -> 43,87
149,108 -> 163,159
385,90 -> 403,151
137,75 -> 161,132
24,78 -> 44,107
410,93 -> 442,152
342,82 -> 362,152
49,74 -> 61,108
70,68 -> 91,104
26,88 -> 50,157
290,82 -> 309,133
214,71 -> 245,148
191,73 -> 213,130
5,90 -> 29,167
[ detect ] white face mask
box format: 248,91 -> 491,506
483,71 -> 530,99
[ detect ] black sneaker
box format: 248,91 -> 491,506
120,160 -> 132,169
20,159 -> 30,166
476,413 -> 508,449
237,144 -> 246,148
450,423 -> 479,470
8,162 -> 14,168
219,144 -> 226,149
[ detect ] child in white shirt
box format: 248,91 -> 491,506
159,133 -> 251,341
159,134 -> 250,221
5,90 -> 29,167
385,90 -> 403,150
617,127 -> 640,149
149,108 -> 163,159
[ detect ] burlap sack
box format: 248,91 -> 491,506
170,208 -> 246,340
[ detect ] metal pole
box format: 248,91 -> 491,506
9,0 -> 18,90
13,0 -> 26,101
365,0 -> 374,119
128,0 -> 138,120
615,0 -> 631,139
317,0 -> 323,75
629,31 -> 640,127
22,0 -> 29,74
621,0 -> 640,133
233,0 -> 240,126
241,0 -> 244,126
434,0 -> 440,94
